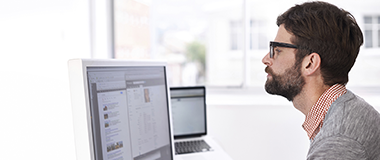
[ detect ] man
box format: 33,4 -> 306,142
262,1 -> 380,159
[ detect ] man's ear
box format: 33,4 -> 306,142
303,53 -> 321,76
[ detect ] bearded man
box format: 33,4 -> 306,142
262,1 -> 380,159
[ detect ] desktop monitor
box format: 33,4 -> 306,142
68,59 -> 174,160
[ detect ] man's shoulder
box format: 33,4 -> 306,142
325,90 -> 380,126
310,90 -> 380,159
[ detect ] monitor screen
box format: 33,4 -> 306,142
68,59 -> 174,160
170,87 -> 206,138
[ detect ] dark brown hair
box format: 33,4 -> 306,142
277,1 -> 363,86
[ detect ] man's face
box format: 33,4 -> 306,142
264,61 -> 305,101
262,25 -> 305,101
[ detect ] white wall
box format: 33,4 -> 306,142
0,1 -> 91,159
208,104 -> 309,160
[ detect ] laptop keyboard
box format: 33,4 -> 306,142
175,140 -> 213,155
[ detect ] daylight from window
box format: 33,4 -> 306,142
113,0 -> 380,89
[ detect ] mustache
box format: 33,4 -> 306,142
265,67 -> 273,75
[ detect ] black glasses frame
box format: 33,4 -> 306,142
269,41 -> 298,58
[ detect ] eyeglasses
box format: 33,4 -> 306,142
269,41 -> 298,58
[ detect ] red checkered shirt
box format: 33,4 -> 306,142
302,84 -> 347,140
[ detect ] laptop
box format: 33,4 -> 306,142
170,86 -> 233,160
68,59 -> 175,160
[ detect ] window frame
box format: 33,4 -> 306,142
364,15 -> 380,48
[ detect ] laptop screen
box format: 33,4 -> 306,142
86,65 -> 173,160
170,86 -> 207,138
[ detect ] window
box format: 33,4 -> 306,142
113,0 -> 273,87
114,0 -> 151,59
230,19 -> 268,51
113,0 -> 250,86
112,0 -> 380,88
364,15 -> 380,48
230,20 -> 242,50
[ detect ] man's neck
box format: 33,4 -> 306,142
292,84 -> 330,116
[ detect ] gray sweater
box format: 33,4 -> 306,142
307,90 -> 380,160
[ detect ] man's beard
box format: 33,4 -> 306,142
264,62 -> 305,101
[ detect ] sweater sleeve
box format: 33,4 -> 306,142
307,136 -> 367,160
